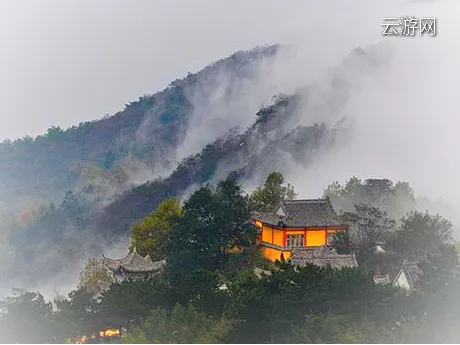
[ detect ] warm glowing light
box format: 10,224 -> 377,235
73,335 -> 88,344
70,328 -> 120,344
100,328 -> 121,337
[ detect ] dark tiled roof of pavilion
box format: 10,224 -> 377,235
370,254 -> 422,288
394,260 -> 422,289
252,198 -> 341,228
373,274 -> 391,285
290,245 -> 359,269
102,248 -> 166,273
253,267 -> 272,279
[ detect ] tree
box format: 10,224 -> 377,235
0,211 -> 15,277
341,204 -> 396,248
53,288 -> 102,341
77,257 -> 114,295
340,204 -> 396,269
330,231 -> 353,254
250,171 -> 297,212
389,181 -> 416,218
0,289 -> 56,343
97,277 -> 171,329
286,313 -> 368,343
130,198 -> 182,260
224,263 -> 402,343
324,176 -> 364,205
391,211 -> 453,258
168,177 -> 257,304
324,177 -> 416,219
122,304 -> 232,343
417,244 -> 458,294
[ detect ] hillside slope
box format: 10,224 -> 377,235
0,45 -> 280,212
3,44 -> 390,289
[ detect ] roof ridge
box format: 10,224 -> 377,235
121,251 -> 135,267
283,198 -> 328,204
144,254 -> 154,265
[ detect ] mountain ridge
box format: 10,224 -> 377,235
0,44 -> 281,213
1,43 -> 390,290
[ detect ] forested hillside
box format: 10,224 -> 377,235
1,173 -> 458,344
1,37 -> 459,344
0,45 -> 279,212
0,43 -> 395,289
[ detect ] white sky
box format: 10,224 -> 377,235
0,0 -> 437,141
0,0 -> 329,140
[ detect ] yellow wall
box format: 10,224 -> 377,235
261,246 -> 292,262
306,230 -> 326,247
256,220 -> 345,261
262,225 -> 284,247
261,225 -> 273,243
273,229 -> 284,247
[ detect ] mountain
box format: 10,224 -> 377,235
0,44 -> 280,213
2,44 -> 388,289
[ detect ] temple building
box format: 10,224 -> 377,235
251,198 -> 347,262
102,247 -> 166,281
393,260 -> 422,290
373,259 -> 422,291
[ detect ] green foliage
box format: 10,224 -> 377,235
97,276 -> 171,329
167,177 -> 257,311
0,289 -> 56,344
0,212 -> 16,277
341,204 -> 396,247
417,244 -> 458,294
340,204 -> 396,270
7,189 -> 96,285
286,313 -> 368,343
255,94 -> 292,125
224,264 -> 403,343
390,211 -> 453,258
54,289 -> 103,340
324,176 -> 416,219
169,178 -> 257,280
249,171 -> 297,212
122,304 -> 232,344
330,231 -> 352,254
130,198 -> 182,260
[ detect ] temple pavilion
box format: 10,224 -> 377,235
102,247 -> 166,281
251,197 -> 353,263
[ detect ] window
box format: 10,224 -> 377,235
286,234 -> 304,248
327,232 -> 335,245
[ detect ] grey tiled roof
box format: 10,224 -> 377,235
253,267 -> 272,279
394,260 -> 422,289
251,211 -> 280,226
373,274 -> 391,285
102,248 -> 166,273
252,198 -> 341,227
290,245 -> 359,269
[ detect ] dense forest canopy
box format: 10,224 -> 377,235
0,172 -> 458,343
